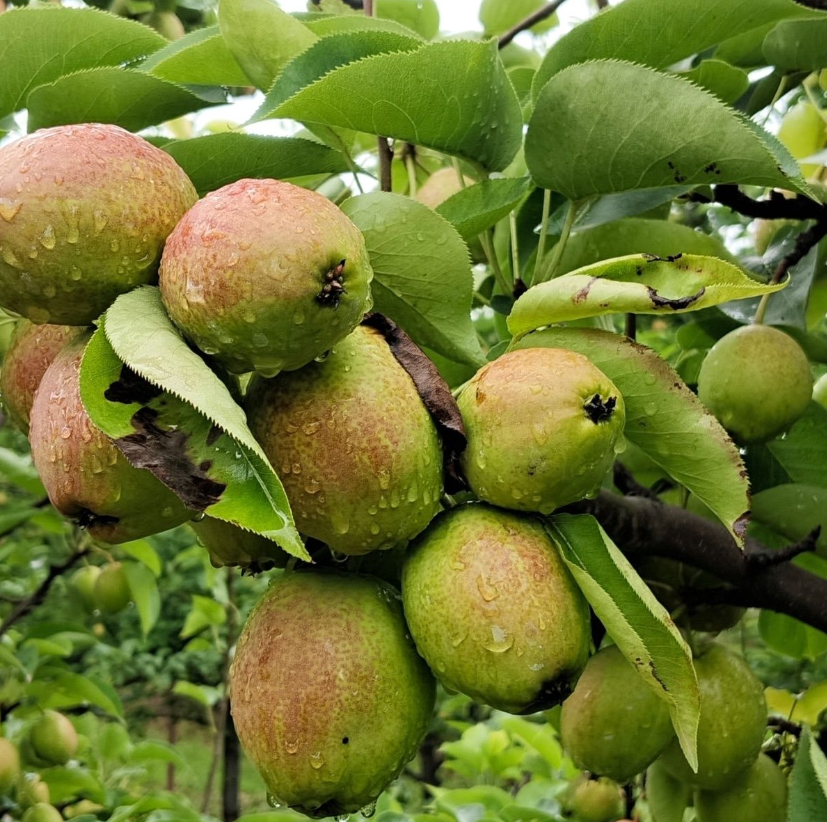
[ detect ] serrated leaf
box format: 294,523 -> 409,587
547,514 -> 699,771
763,18 -> 827,70
141,25 -> 249,86
0,7 -> 165,118
124,562 -> 160,637
341,192 -> 484,367
511,327 -> 749,544
275,39 -> 523,172
790,726 -> 827,822
163,134 -> 350,195
681,58 -> 749,104
526,60 -> 810,199
26,68 -> 224,133
510,254 -> 785,332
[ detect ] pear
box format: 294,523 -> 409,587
16,774 -> 50,808
29,711 -> 77,766
645,759 -> 692,822
0,738 -> 20,795
69,565 -> 101,614
415,167 -> 473,209
22,804 -> 63,822
694,754 -> 786,822
562,774 -> 626,822
94,563 -> 131,614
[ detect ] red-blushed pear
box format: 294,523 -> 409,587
29,711 -> 77,766
190,516 -> 290,569
0,738 -> 20,795
159,179 -> 373,376
561,775 -> 626,822
93,563 -> 132,614
402,504 -> 590,714
230,569 -> 435,818
695,754 -> 786,822
0,320 -> 82,432
28,336 -> 193,543
0,123 -> 196,326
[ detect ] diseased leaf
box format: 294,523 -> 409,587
547,514 -> 699,771
763,18 -> 827,70
681,58 -> 749,104
436,177 -> 533,241
511,327 -> 749,544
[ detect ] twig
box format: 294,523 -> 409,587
702,185 -> 826,222
768,716 -> 802,737
771,218 -> 827,285
624,313 -> 637,340
377,138 -> 393,193
747,527 -> 821,569
613,462 -> 658,500
498,0 -> 569,49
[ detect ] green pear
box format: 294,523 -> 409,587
160,179 -> 373,376
17,774 -> 50,808
69,565 -> 101,614
658,644 -> 766,789
560,645 -> 674,782
28,337 -> 193,543
694,754 -> 786,822
813,374 -> 827,409
22,804 -> 63,822
415,167 -> 473,210
458,348 -> 625,514
230,569 -> 435,818
0,124 -> 196,326
645,759 -> 692,822
245,325 -> 442,556
93,563 -> 131,614
375,0 -> 439,39
30,711 -> 78,766
778,101 -> 827,178
140,10 -> 185,39
562,774 -> 626,822
698,325 -> 812,443
402,503 -> 590,714
0,737 -> 20,795
190,516 -> 290,569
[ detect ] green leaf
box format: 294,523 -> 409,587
124,562 -> 160,637
546,514 -> 699,772
0,447 -> 46,497
436,177 -> 533,241
218,0 -> 317,90
790,726 -> 827,822
120,540 -> 162,577
302,13 -> 425,39
41,767 -> 106,805
752,484 -> 827,554
141,25 -> 249,86
0,7 -> 165,118
511,327 -> 749,544
26,68 -> 224,133
274,39 -> 523,172
564,188 -> 689,234
480,0 -> 556,36
181,595 -> 226,639
759,609 -> 827,661
526,60 -> 810,200
28,671 -> 123,718
130,740 -> 187,766
763,18 -> 827,70
0,504 -> 40,537
341,193 -> 484,367
163,134 -> 350,195
680,58 -> 749,104
510,254 -> 785,332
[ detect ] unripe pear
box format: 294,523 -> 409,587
141,10 -> 185,39
0,124 -> 196,326
0,320 -> 81,432
94,563 -> 131,614
415,168 -> 473,210
160,179 -> 373,376
560,645 -> 674,783
458,348 -> 625,514
230,570 -> 435,818
698,325 -> 812,443
695,754 -> 786,822
658,644 -> 766,789
402,504 -> 590,713
246,325 -> 443,556
562,774 -> 625,822
29,711 -> 77,766
17,774 -> 50,807
190,516 -> 289,569
22,804 -> 63,822
0,737 -> 20,795
814,374 -> 827,409
69,565 -> 101,614
29,337 -> 193,543
778,101 -> 827,178
645,759 -> 692,822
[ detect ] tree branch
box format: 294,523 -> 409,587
705,185 -> 826,222
377,137 -> 393,192
771,218 -> 827,284
748,526 -> 821,569
498,0 -> 569,49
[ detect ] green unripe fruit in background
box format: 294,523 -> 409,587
375,0 -> 439,39
645,759 -> 692,822
69,565 -> 101,614
560,645 -> 674,782
230,570 -> 435,818
94,563 -> 131,614
30,711 -> 78,766
698,325 -> 812,443
22,803 -> 63,822
141,10 -> 185,39
402,504 -> 590,714
64,800 -> 105,819
814,374 -> 827,409
17,774 -> 49,808
190,517 -> 290,569
658,644 -> 766,789
246,325 -> 443,556
415,167 -> 472,210
0,738 -> 20,795
458,348 -> 625,514
160,178 -> 373,376
778,101 -> 827,179
29,338 -> 193,543
0,123 -> 196,326
562,775 -> 625,822
695,754 -> 786,822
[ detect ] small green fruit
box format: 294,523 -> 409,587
813,374 -> 827,409
190,516 -> 290,569
22,803 -> 63,822
0,124 -> 196,326
69,565 -> 101,614
141,10 -> 185,39
0,737 -> 20,795
695,754 -> 786,822
94,563 -> 131,614
560,645 -> 674,782
697,325 -> 812,443
778,101 -> 827,178
645,759 -> 692,822
30,711 -> 78,766
458,348 -> 625,514
375,0 -> 439,38
160,179 -> 373,376
658,644 -> 766,789
562,774 -> 625,822
17,774 -> 50,808
415,167 -> 472,209
246,325 -> 443,556
230,570 -> 435,818
402,503 -> 590,714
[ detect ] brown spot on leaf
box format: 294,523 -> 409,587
646,285 -> 705,310
734,511 -> 750,543
105,365 -> 163,405
573,277 -> 597,303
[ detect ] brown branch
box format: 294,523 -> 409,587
624,313 -> 637,341
378,137 -> 393,192
706,185 -> 826,222
771,218 -> 827,284
498,0 -> 569,48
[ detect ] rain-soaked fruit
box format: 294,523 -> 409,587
0,320 -> 81,432
458,348 -> 625,514
230,569 -> 435,818
698,325 -> 812,444
560,645 -> 674,783
695,754 -> 786,822
160,178 -> 373,376
0,123 -> 196,326
245,325 -> 442,556
68,565 -> 101,614
94,563 -> 131,614
814,374 -> 827,409
17,774 -> 49,808
28,336 -> 193,543
0,738 -> 20,795
562,774 -> 626,822
190,516 -> 289,569
645,759 -> 692,822
402,504 -> 590,714
29,711 -> 77,766
22,804 -> 62,822
658,644 -> 766,789
416,168 -> 473,209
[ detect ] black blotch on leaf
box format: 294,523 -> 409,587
105,365 -> 163,405
647,285 -> 705,310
